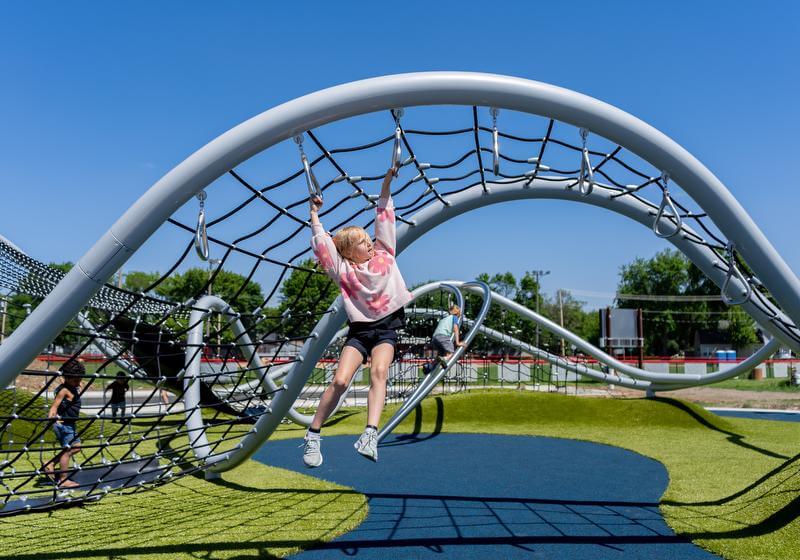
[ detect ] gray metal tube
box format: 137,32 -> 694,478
457,282 -> 777,384
184,295 -> 276,466
406,289 -> 777,390
379,288 -> 468,426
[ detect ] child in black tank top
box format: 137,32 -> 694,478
43,360 -> 85,488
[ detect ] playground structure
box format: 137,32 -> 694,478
1,72 -> 800,514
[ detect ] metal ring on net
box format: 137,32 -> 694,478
720,242 -> 752,306
490,107 -> 500,175
391,108 -> 404,176
577,128 -> 594,196
294,134 -> 322,200
194,190 -> 209,261
653,173 -> 683,238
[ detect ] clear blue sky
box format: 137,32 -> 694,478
2,1 -> 798,309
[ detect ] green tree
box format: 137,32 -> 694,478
617,249 -> 689,355
123,271 -> 160,293
725,306 -> 758,348
539,290 -> 598,352
151,267 -> 266,348
512,271 -> 544,350
616,249 -> 756,355
276,259 -> 338,338
155,268 -> 264,314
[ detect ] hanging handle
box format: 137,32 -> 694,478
194,190 -> 209,261
577,128 -> 593,196
721,242 -> 752,306
391,108 -> 404,176
294,134 -> 322,201
653,173 -> 683,238
490,107 -> 500,175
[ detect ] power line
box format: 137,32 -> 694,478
617,293 -> 722,302
562,288 -> 722,302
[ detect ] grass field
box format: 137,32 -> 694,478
2,390 -> 798,559
707,377 -> 800,392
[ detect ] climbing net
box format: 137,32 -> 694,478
1,103 -> 794,514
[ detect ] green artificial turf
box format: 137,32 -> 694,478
0,459 -> 367,560
275,390 -> 800,560
707,377 -> 800,393
2,389 -> 799,559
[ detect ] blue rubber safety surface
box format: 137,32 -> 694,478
254,434 -> 718,559
711,409 -> 800,422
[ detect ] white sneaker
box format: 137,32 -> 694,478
302,433 -> 323,468
354,427 -> 378,462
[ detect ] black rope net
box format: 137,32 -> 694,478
0,104 -> 793,515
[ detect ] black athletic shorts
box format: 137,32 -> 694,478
343,308 -> 405,364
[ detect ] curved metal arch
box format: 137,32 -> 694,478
1,72 -> 797,474
450,282 -> 779,387
3,71 -> 798,390
183,295 -> 276,467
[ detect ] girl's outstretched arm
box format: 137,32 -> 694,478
380,167 -> 393,200
375,169 -> 397,255
310,196 -> 342,278
309,196 -> 323,228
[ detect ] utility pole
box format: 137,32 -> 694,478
558,289 -> 566,356
530,270 -> 550,350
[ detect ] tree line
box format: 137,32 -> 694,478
1,249 -> 759,356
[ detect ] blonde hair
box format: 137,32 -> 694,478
333,226 -> 369,261
450,304 -> 461,315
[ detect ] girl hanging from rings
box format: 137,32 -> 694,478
302,167 -> 413,467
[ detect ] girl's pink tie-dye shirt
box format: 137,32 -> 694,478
311,195 -> 413,323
